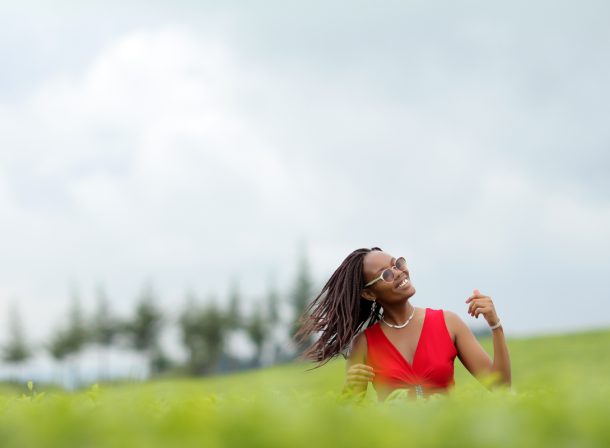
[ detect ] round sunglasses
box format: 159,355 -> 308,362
364,257 -> 407,288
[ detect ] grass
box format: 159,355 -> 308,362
1,327 -> 609,447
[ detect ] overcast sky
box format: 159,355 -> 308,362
1,0 -> 609,350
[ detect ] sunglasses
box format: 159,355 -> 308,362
364,257 -> 408,288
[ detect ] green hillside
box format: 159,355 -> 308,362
1,328 -> 609,447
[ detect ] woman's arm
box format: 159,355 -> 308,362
341,332 -> 375,398
445,292 -> 512,388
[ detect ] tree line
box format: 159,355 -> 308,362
1,251 -> 317,386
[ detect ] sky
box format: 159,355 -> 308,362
1,0 -> 610,366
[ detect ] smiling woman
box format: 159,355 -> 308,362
294,247 -> 512,401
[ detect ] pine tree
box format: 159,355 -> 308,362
92,285 -> 117,347
264,277 -> 281,365
267,276 -> 280,326
178,293 -> 226,375
245,306 -> 267,367
91,285 -> 117,380
225,279 -> 242,328
127,284 -> 163,352
2,304 -> 31,378
48,327 -> 71,387
64,291 -> 88,356
290,246 -> 315,354
62,290 -> 88,388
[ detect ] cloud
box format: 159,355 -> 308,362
1,2 -> 610,351
0,27 -> 298,340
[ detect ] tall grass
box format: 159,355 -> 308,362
1,328 -> 609,447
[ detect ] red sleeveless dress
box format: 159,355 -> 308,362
364,307 -> 458,400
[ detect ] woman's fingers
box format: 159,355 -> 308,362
349,368 -> 375,378
465,289 -> 484,303
348,374 -> 374,383
468,298 -> 493,315
348,365 -> 375,381
468,298 -> 483,315
475,306 -> 491,317
346,377 -> 373,388
471,304 -> 490,317
465,291 -> 500,324
345,364 -> 375,392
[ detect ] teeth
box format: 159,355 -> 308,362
398,278 -> 409,288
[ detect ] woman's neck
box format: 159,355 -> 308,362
381,301 -> 416,326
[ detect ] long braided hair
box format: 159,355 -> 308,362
293,247 -> 383,369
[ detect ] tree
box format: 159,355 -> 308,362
150,345 -> 173,376
62,290 -> 88,388
92,285 -> 117,347
127,284 -> 163,351
264,276 -> 281,365
266,276 -> 280,326
225,279 -> 242,328
47,327 -> 71,387
2,303 -> 31,379
124,284 -> 164,375
245,306 -> 267,367
290,246 -> 315,355
178,293 -> 226,375
91,285 -> 118,380
64,291 -> 88,356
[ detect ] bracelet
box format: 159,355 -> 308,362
489,320 -> 502,330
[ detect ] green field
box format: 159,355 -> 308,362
1,328 -> 610,447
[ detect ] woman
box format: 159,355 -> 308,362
294,247 -> 511,401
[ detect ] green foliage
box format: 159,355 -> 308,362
1,328 -> 609,447
291,249 -> 314,320
125,285 -> 163,352
47,328 -> 71,361
178,296 -> 226,375
91,286 -> 117,347
266,278 -> 280,326
2,304 -> 30,364
46,291 -> 88,366
225,280 -> 242,328
64,291 -> 88,356
245,307 -> 267,364
290,247 -> 315,353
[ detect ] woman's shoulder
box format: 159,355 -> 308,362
346,329 -> 369,362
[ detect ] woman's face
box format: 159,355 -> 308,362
362,251 -> 416,303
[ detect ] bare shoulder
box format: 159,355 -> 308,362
442,309 -> 468,342
443,309 -> 460,322
347,330 -> 368,365
352,331 -> 368,356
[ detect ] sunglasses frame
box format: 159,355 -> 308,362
364,256 -> 407,288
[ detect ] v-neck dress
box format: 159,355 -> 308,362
364,308 -> 458,400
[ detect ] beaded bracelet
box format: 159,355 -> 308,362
489,320 -> 502,330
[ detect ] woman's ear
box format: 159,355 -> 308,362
361,289 -> 376,302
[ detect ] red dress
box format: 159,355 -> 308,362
364,307 -> 458,400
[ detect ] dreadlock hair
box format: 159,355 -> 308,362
293,247 -> 384,370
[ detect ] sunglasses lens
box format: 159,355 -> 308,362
396,257 -> 407,271
382,269 -> 394,282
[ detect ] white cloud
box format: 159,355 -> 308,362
1,2 -> 610,362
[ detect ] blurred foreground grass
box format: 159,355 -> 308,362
1,328 -> 609,447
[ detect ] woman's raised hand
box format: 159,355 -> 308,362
344,363 -> 375,392
465,289 -> 500,327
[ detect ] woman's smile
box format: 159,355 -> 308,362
395,274 -> 411,290
394,274 -> 411,289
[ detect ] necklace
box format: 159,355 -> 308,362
382,306 -> 416,329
